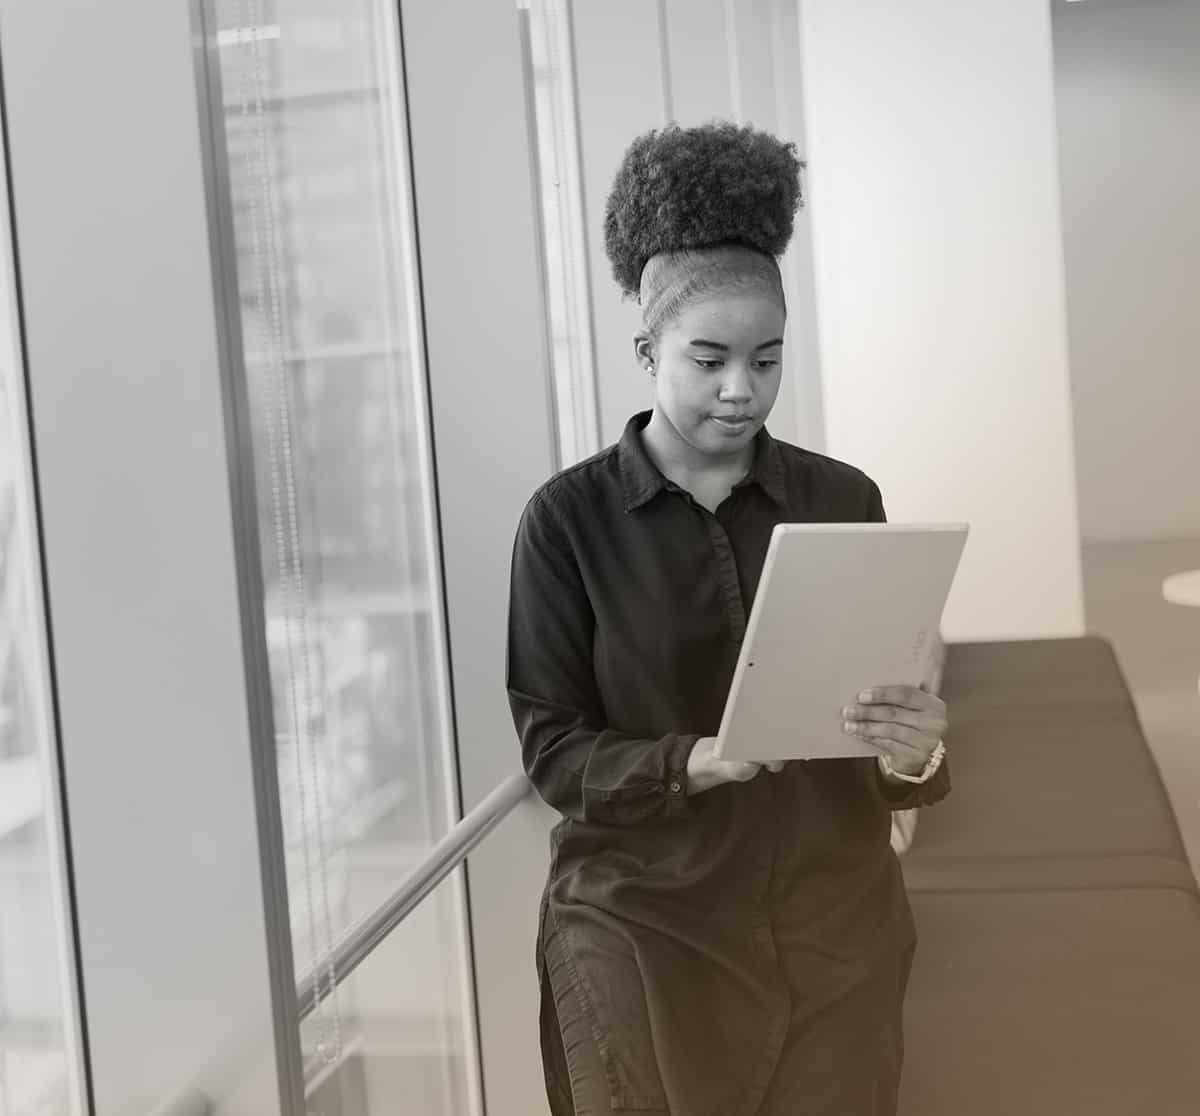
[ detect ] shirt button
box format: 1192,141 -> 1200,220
669,780 -> 682,794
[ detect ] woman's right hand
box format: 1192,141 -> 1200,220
686,737 -> 787,795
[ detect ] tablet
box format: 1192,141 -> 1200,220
713,522 -> 969,763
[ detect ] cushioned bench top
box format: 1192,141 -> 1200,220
900,636 -> 1196,894
901,887 -> 1200,1114
898,637 -> 1200,1114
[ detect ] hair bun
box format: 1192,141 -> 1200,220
603,121 -> 803,297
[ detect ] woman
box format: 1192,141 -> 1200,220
507,122 -> 950,1116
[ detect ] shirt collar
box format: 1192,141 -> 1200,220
619,410 -> 788,513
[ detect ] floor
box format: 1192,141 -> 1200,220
1080,536 -> 1200,881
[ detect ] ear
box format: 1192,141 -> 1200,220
633,332 -> 655,373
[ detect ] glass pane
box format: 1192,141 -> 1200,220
301,870 -> 477,1115
209,1 -> 479,1108
0,101 -> 87,1116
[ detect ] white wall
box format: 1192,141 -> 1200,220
800,0 -> 1086,642
1052,0 -> 1200,544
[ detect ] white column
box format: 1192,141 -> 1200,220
756,0 -> 827,453
401,3 -> 561,1114
800,0 -> 1085,641
664,0 -> 735,125
573,0 -> 670,447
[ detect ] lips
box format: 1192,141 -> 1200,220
710,415 -> 753,428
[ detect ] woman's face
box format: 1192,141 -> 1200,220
641,290 -> 785,466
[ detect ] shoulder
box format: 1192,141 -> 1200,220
772,438 -> 883,506
519,443 -> 624,532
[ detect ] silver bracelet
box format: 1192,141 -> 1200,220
881,739 -> 946,784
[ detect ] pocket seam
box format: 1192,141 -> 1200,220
551,908 -> 669,1111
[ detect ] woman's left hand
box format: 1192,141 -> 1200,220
842,684 -> 948,777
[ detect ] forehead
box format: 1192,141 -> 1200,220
663,290 -> 786,344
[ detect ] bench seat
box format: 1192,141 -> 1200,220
899,637 -> 1200,1115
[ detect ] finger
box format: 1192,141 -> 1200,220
765,760 -> 786,773
843,719 -> 929,750
843,703 -> 947,735
727,761 -> 761,782
856,685 -> 938,713
859,724 -> 921,763
855,725 -> 932,761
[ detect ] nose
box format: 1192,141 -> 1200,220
717,363 -> 754,402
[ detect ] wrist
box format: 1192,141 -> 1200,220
877,756 -> 917,784
878,741 -> 945,785
878,755 -> 926,779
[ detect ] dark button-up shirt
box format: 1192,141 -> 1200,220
506,411 -> 950,1116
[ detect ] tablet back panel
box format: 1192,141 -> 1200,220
714,523 -> 968,763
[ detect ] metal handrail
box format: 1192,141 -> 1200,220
296,772 -> 532,1019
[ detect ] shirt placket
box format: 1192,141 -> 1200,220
711,498 -> 793,1116
702,497 -> 778,920
705,515 -> 748,644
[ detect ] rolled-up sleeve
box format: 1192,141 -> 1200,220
874,755 -> 952,809
506,492 -> 700,825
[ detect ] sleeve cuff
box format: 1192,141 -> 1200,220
664,734 -> 701,817
874,751 -> 952,810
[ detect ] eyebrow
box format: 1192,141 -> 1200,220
688,338 -> 785,352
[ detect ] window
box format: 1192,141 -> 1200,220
210,1 -> 478,1108
0,100 -> 87,1116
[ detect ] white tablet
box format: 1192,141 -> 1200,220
713,522 -> 969,763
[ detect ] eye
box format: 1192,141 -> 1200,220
693,358 -> 723,370
753,358 -> 780,370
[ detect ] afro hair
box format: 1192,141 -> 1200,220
603,121 -> 803,297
